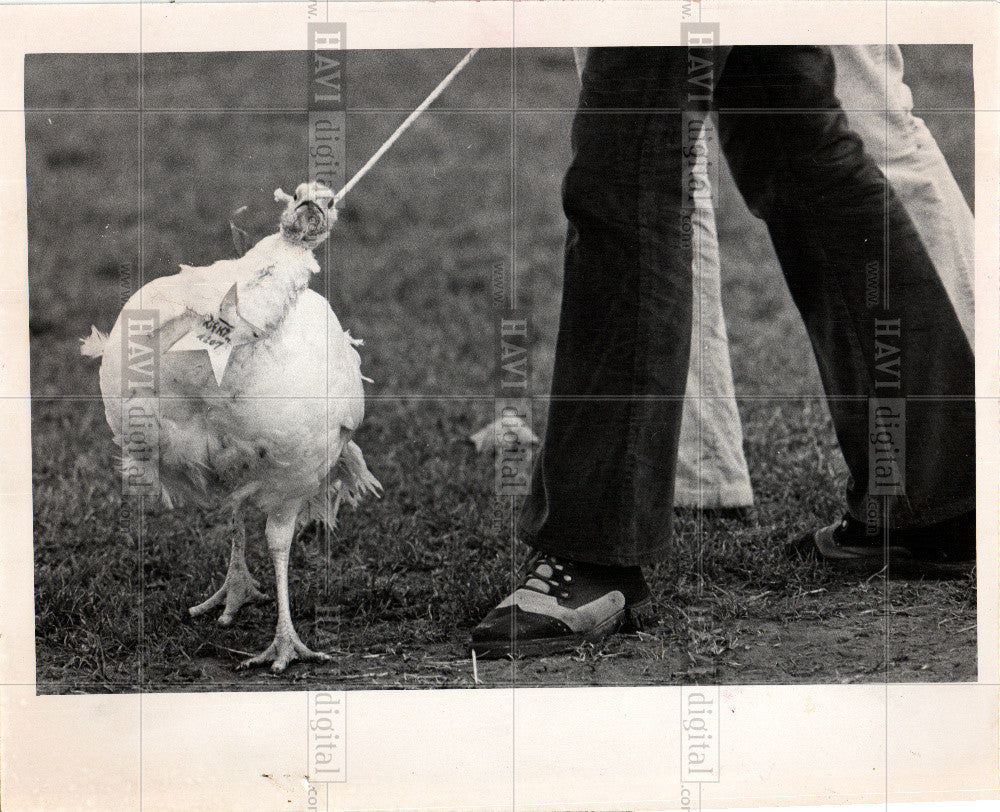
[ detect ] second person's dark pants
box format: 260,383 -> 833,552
518,46 -> 975,567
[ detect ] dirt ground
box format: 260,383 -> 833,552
135,572 -> 975,692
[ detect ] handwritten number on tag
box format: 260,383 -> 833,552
196,314 -> 234,348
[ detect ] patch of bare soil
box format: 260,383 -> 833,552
141,577 -> 975,692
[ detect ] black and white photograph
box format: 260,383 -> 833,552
3,0 -> 999,809
27,41 -> 978,691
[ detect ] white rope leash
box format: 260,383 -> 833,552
333,48 -> 480,205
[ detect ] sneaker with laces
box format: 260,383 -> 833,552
789,511 -> 975,577
470,552 -> 653,658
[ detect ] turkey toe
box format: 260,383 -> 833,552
238,629 -> 332,673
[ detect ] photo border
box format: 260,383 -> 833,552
1,2 -> 997,809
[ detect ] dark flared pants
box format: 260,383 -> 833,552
518,46 -> 975,566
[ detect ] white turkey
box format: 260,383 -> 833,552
81,181 -> 381,672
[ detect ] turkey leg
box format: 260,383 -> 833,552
189,512 -> 268,625
240,502 -> 332,673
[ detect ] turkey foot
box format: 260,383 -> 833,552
238,625 -> 332,674
189,519 -> 267,625
237,505 -> 332,673
188,561 -> 268,626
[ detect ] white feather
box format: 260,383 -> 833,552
92,212 -> 378,519
79,325 -> 108,358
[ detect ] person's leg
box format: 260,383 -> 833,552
518,47 -> 714,567
716,46 -> 974,562
573,45 -> 974,514
574,47 -> 755,511
833,45 -> 974,348
675,46 -> 972,513
676,133 -> 755,509
472,46 -> 721,655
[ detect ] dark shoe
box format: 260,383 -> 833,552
470,552 -> 653,658
789,511 -> 975,578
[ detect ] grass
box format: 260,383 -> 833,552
27,47 -> 977,692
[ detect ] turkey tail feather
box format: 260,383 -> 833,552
337,441 -> 383,505
306,441 -> 382,530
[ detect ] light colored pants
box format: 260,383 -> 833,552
572,45 -> 975,508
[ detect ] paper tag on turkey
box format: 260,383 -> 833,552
167,283 -> 262,385
193,313 -> 235,349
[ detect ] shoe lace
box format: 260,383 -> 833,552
520,553 -> 573,600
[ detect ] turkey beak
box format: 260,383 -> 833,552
293,200 -> 333,243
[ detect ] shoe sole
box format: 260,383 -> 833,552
792,527 -> 975,579
886,556 -> 975,579
470,599 -> 652,660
